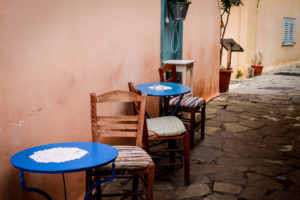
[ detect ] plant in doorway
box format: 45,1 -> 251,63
168,0 -> 192,20
251,52 -> 263,76
236,69 -> 243,79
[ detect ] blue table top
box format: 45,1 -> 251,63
135,82 -> 190,97
10,142 -> 118,174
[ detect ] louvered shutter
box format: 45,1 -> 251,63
282,18 -> 296,46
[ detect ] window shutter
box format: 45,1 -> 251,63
282,18 -> 296,46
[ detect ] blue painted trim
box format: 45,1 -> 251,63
161,0 -> 183,65
282,18 -> 296,46
160,0 -> 165,65
178,21 -> 183,59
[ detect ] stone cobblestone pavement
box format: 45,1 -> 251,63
154,64 -> 300,199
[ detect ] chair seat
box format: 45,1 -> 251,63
169,93 -> 205,108
102,146 -> 152,170
146,116 -> 186,138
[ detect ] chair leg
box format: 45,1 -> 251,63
146,162 -> 155,200
168,140 -> 176,164
86,170 -> 93,200
200,103 -> 206,140
132,175 -> 139,200
143,118 -> 150,152
184,132 -> 190,186
190,108 -> 196,149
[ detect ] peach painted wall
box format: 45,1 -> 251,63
0,1 -> 161,199
0,0 -> 219,199
183,0 -> 220,100
223,0 -> 300,78
256,0 -> 300,70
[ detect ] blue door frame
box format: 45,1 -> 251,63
160,0 -> 183,65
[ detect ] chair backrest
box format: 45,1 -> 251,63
90,90 -> 147,148
159,64 -> 179,114
159,64 -> 178,83
128,82 -> 150,151
128,82 -> 142,115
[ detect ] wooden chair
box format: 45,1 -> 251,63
159,64 -> 206,149
128,82 -> 190,186
86,90 -> 155,200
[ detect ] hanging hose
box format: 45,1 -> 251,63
170,20 -> 179,53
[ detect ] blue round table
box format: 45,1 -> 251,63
10,142 -> 118,200
135,82 -> 190,116
135,82 -> 190,97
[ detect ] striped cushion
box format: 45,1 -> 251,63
169,93 -> 205,108
146,116 -> 186,138
103,146 -> 152,169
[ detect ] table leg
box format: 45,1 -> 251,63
171,94 -> 183,116
84,162 -> 116,200
190,67 -> 194,95
165,96 -> 171,116
181,69 -> 187,86
19,170 -> 52,200
62,173 -> 67,200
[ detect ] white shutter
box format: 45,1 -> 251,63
282,18 -> 296,46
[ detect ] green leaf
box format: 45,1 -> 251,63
221,0 -> 243,13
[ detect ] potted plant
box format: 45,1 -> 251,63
168,0 -> 192,20
219,67 -> 233,93
219,0 -> 243,93
251,52 -> 263,76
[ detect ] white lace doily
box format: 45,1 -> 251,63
29,147 -> 88,163
149,85 -> 172,91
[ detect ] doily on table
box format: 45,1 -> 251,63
29,147 -> 88,163
149,85 -> 172,91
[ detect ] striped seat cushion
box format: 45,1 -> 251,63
169,93 -> 205,108
103,146 -> 152,169
146,116 -> 186,138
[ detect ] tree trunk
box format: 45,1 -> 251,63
219,9 -> 231,66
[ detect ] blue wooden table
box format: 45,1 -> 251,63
10,142 -> 118,200
135,82 -> 190,116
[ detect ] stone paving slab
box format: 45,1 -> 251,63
213,182 -> 242,194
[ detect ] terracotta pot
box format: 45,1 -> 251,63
251,65 -> 263,76
219,69 -> 233,93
